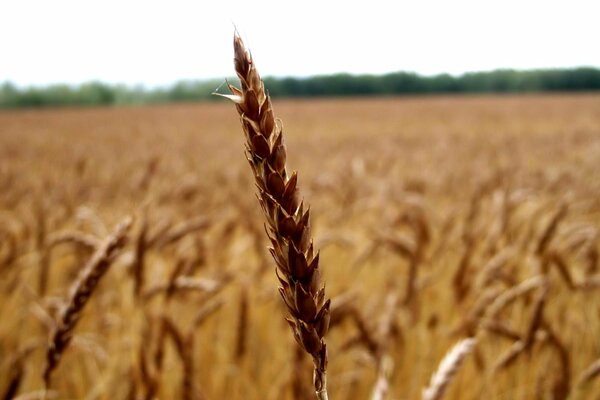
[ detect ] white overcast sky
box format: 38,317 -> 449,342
1,0 -> 599,87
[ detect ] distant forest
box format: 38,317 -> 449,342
2,67 -> 600,108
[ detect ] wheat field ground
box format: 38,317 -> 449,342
0,94 -> 599,400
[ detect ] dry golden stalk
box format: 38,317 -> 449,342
139,332 -> 159,400
371,355 -> 393,400
162,317 -> 204,400
152,316 -> 168,389
328,291 -> 356,328
146,259 -> 189,394
374,292 -> 400,358
165,259 -> 189,302
578,274 -> 600,291
342,307 -> 378,356
75,206 -> 108,237
476,246 -> 516,289
578,358 -> 600,387
452,185 -> 488,303
47,231 -> 100,251
401,211 -> 430,308
422,338 -> 477,400
291,345 -> 313,400
154,216 -> 210,249
2,364 -> 24,400
370,292 -> 400,400
38,246 -> 50,297
543,323 -> 571,400
126,367 -> 138,400
482,320 -> 521,342
33,199 -> 47,252
143,276 -> 227,301
2,342 -> 38,400
585,244 -> 598,276
42,217 -> 132,387
543,250 -> 576,290
0,229 -> 17,271
455,288 -> 501,337
235,285 -> 249,361
192,298 -> 225,328
224,35 -> 330,399
494,340 -> 526,371
522,284 -> 548,349
452,235 -> 475,303
429,211 -> 457,262
132,208 -> 148,298
375,230 -> 416,260
137,156 -> 159,192
493,284 -> 548,372
145,217 -> 173,248
485,276 -> 545,319
536,204 -> 568,256
13,391 -> 57,400
315,232 -> 356,251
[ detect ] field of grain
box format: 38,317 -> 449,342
1,92 -> 600,400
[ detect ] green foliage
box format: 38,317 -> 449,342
2,68 -> 600,108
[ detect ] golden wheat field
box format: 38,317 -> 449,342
1,92 -> 600,400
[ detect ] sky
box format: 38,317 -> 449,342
1,0 -> 599,88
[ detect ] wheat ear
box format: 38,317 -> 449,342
422,338 -> 477,400
223,34 -> 331,400
43,217 -> 132,388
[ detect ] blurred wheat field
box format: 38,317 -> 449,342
1,94 -> 600,400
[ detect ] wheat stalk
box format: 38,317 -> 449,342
578,357 -> 600,386
422,338 -> 477,400
222,34 -> 331,399
234,285 -> 249,361
42,217 -> 132,388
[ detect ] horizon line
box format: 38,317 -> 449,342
3,65 -> 600,90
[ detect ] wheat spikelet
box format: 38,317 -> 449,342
422,338 -> 477,400
42,217 -> 132,387
223,34 -> 330,399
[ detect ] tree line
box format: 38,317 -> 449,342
2,67 -> 600,108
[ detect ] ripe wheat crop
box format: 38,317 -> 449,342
0,36 -> 599,400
